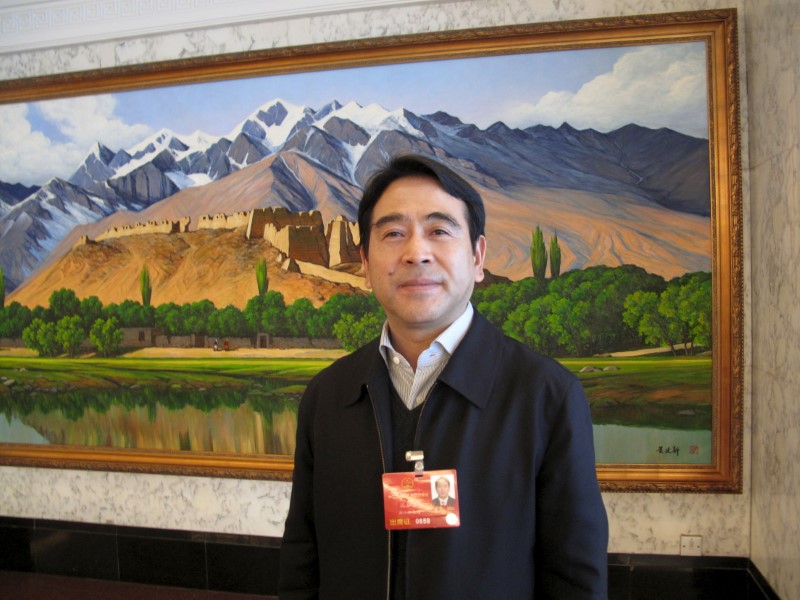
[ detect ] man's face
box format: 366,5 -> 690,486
436,478 -> 450,499
361,176 -> 486,343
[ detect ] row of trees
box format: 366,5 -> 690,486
0,263 -> 710,358
474,265 -> 711,357
0,259 -> 386,356
0,287 -> 384,357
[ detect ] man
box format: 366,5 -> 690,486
432,476 -> 455,507
279,154 -> 608,599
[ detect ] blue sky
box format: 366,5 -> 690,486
0,42 -> 708,186
105,46 -> 637,136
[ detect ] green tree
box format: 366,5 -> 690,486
255,258 -> 269,297
90,317 -> 124,357
243,291 -> 287,336
623,290 -> 680,355
154,302 -> 183,337
22,318 -> 60,357
56,315 -> 85,357
333,311 -> 384,351
530,226 -> 548,281
658,272 -> 712,355
181,300 -> 216,336
683,273 -> 712,350
308,293 -> 378,338
48,288 -> 80,322
285,297 -> 316,338
493,265 -> 669,357
546,265 -> 665,355
473,278 -> 547,330
106,300 -> 154,328
261,291 -> 288,336
31,305 -> 47,322
0,302 -> 33,338
547,296 -> 594,356
503,294 -> 562,355
79,296 -> 104,333
140,265 -> 152,307
207,305 -> 249,338
549,232 -> 562,279
0,265 -> 5,309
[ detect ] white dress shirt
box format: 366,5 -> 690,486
379,304 -> 474,410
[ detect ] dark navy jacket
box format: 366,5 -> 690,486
279,312 -> 608,599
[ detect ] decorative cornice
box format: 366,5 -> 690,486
0,0 -> 446,55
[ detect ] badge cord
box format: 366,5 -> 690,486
366,385 -> 393,600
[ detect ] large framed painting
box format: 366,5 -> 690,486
0,9 -> 742,491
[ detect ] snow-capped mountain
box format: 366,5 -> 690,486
0,181 -> 38,218
0,97 -> 710,292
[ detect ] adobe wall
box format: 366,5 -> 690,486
197,211 -> 250,230
265,223 -> 329,266
87,206 -> 360,271
326,216 -> 361,266
245,207 -> 323,240
96,217 -> 190,241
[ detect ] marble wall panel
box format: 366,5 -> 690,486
745,1 -> 800,597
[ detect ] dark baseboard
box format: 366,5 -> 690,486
0,516 -> 279,596
608,552 -> 781,599
0,516 -> 781,599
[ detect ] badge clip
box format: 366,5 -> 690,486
405,450 -> 424,477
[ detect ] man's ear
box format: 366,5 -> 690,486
473,235 -> 487,283
360,246 -> 372,290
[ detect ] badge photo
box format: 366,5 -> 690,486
382,469 -> 460,530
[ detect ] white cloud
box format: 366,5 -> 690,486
0,95 -> 152,186
35,94 -> 151,150
0,104 -> 79,186
502,44 -> 709,138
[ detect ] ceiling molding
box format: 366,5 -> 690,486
0,0 -> 445,55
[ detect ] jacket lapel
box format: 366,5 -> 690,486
438,312 -> 503,409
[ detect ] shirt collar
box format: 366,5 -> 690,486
379,303 -> 474,366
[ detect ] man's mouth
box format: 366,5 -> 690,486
398,278 -> 441,290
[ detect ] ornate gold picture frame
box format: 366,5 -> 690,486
0,9 -> 742,492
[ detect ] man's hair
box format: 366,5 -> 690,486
357,154 -> 485,252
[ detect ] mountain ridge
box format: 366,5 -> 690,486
0,98 -> 711,294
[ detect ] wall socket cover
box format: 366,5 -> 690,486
680,534 -> 703,556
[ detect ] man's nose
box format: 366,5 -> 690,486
402,232 -> 432,264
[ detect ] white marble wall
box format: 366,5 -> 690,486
745,0 -> 800,598
0,0 -> 755,560
0,466 -> 291,536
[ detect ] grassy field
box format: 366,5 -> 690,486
565,356 -> 712,429
0,355 -> 332,392
0,353 -> 711,430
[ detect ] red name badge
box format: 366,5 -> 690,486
382,469 -> 460,530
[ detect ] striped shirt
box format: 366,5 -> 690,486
379,304 -> 474,410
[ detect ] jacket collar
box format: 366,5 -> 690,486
437,311 -> 502,409
340,338 -> 389,407
341,310 -> 503,411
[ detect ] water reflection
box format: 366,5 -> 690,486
0,383 -> 300,455
593,423 -> 712,464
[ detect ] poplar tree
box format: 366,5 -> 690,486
140,265 -> 152,307
255,258 -> 269,297
0,265 -> 4,309
530,226 -> 548,281
549,232 -> 562,279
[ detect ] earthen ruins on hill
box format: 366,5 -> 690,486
85,207 -> 361,271
95,217 -> 191,241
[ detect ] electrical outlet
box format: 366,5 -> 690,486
680,534 -> 702,556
